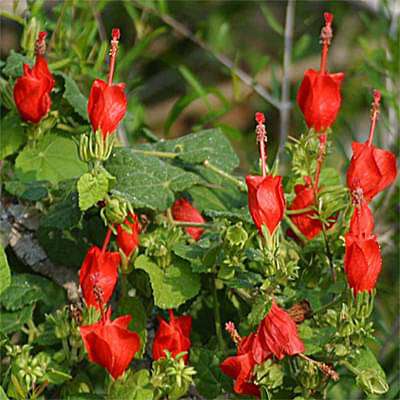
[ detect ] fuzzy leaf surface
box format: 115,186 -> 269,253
135,255 -> 200,309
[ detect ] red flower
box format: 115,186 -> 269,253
220,333 -> 261,397
246,175 -> 285,236
171,198 -> 205,241
288,177 -> 322,240
297,70 -> 344,132
87,79 -> 127,137
344,234 -> 382,295
152,309 -> 192,363
346,142 -> 397,202
80,309 -> 140,379
297,13 -> 344,132
13,55 -> 54,123
79,246 -> 120,309
253,302 -> 304,362
116,213 -> 141,258
344,199 -> 381,294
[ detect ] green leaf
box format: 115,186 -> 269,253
164,92 -> 199,135
0,274 -> 65,311
190,348 -> 231,399
0,385 -> 8,400
77,171 -> 109,211
2,50 -> 32,77
0,246 -> 11,295
188,180 -> 246,213
0,112 -> 26,159
0,275 -> 46,311
41,190 -> 82,230
135,255 -> 200,309
118,27 -> 166,72
116,297 -> 147,357
178,65 -> 210,109
293,34 -> 311,61
0,304 -> 34,334
15,133 -> 87,184
108,370 -> 154,400
352,347 -> 388,395
106,148 -> 199,211
260,4 -> 283,35
58,73 -> 88,120
155,128 -> 239,172
4,180 -> 48,201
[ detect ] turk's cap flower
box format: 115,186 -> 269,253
80,308 -> 140,379
246,174 -> 285,237
344,233 -> 382,295
297,69 -> 344,132
152,309 -> 192,364
79,246 -> 120,309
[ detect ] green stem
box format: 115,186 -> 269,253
62,338 -> 70,362
212,278 -> 225,350
283,215 -> 307,244
56,123 -> 75,133
312,294 -> 342,315
121,273 -> 128,299
132,149 -> 178,159
203,160 -> 247,192
322,223 -> 336,282
340,359 -> 359,376
173,221 -> 212,228
285,207 -> 314,215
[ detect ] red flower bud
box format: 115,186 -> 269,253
116,213 -> 141,258
246,175 -> 285,236
87,79 -> 127,137
253,302 -> 304,362
79,246 -> 120,309
288,178 -> 322,240
13,56 -> 54,123
346,142 -> 397,202
297,69 -> 344,132
171,198 -> 205,241
344,234 -> 382,295
152,309 -> 192,363
220,333 -> 261,397
80,309 -> 140,379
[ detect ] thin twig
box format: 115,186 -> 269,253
279,0 -> 296,154
132,1 -> 282,109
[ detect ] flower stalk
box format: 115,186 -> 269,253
367,90 -> 381,147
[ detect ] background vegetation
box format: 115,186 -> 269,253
0,0 -> 398,398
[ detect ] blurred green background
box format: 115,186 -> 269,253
1,0 -> 398,397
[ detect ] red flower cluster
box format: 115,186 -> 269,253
79,213 -> 142,379
14,32 -> 54,123
220,302 -> 304,396
152,309 -> 192,363
87,28 -> 127,138
297,13 -> 344,132
343,91 -> 396,294
246,113 -> 285,237
172,198 -> 205,241
80,309 -> 140,379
